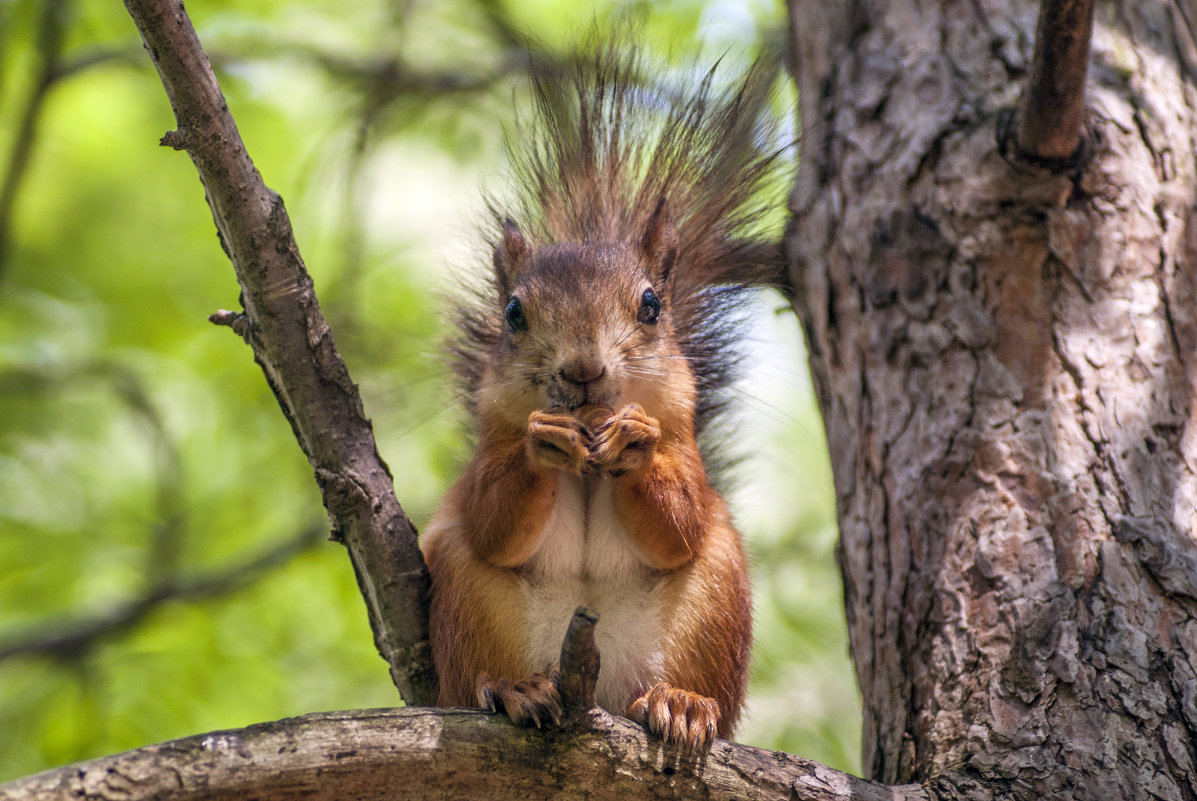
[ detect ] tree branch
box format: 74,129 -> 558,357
1015,0 -> 1095,161
0,603 -> 923,799
556,606 -> 600,712
121,0 -> 437,705
0,706 -> 920,801
0,359 -> 188,579
0,0 -> 70,285
0,525 -> 324,663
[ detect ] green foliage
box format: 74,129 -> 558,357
0,0 -> 859,781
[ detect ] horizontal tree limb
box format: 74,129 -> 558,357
0,707 -> 924,801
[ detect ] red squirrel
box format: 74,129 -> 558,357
423,44 -> 786,751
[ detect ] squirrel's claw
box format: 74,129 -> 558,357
587,404 -> 660,478
527,410 -> 592,475
476,670 -> 563,729
628,682 -> 720,753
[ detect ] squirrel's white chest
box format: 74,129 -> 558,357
520,475 -> 665,712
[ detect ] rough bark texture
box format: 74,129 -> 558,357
0,611 -> 921,801
0,704 -> 933,799
787,1 -> 1197,798
9,1 -> 1191,798
0,709 -> 927,801
121,0 -> 437,705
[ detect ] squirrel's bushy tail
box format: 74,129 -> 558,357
460,36 -> 792,449
505,41 -> 788,280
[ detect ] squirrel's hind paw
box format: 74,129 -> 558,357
475,670 -> 563,729
627,682 -> 719,753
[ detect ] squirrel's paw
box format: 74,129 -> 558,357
587,404 -> 659,478
527,409 -> 591,475
475,670 -> 563,729
574,403 -> 615,432
627,682 -> 719,753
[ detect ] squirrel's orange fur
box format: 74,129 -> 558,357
424,43 -> 786,750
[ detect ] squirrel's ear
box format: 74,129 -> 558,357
494,218 -> 528,294
641,198 -> 679,287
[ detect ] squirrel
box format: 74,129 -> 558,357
422,42 -> 787,751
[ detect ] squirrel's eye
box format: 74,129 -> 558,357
638,288 -> 661,325
505,297 -> 527,332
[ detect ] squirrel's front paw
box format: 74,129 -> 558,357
627,682 -> 720,752
527,409 -> 591,475
475,670 -> 563,729
587,404 -> 659,478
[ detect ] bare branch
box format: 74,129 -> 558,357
0,708 -> 923,801
0,525 -> 324,663
556,606 -> 600,712
472,0 -> 532,50
121,0 -> 437,705
0,595 -> 924,799
0,0 -> 70,285
54,46 -> 145,79
1015,0 -> 1095,162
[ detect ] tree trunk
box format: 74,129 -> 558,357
786,1 -> 1197,798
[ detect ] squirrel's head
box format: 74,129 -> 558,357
478,201 -> 696,428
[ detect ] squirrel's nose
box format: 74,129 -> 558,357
561,358 -> 607,386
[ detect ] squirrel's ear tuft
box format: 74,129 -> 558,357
494,218 -> 528,294
641,198 -> 679,287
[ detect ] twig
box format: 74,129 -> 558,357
1015,0 -> 1095,162
0,360 -> 188,580
0,0 -> 70,285
209,308 -> 254,343
0,525 -> 324,662
556,606 -> 600,712
473,0 -> 532,51
122,0 -> 437,706
98,363 -> 188,579
55,45 -> 145,80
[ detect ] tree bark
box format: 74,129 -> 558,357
787,1 -> 1197,798
0,611 -> 923,801
121,0 -> 437,706
6,0 -> 1192,799
0,708 -> 921,801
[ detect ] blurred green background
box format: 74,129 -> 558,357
0,0 -> 858,781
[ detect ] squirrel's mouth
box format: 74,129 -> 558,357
552,385 -> 615,411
